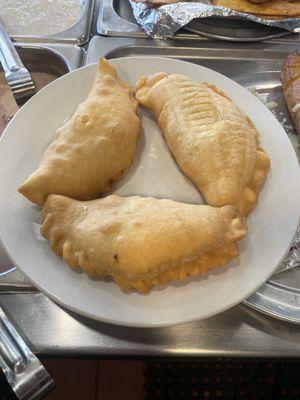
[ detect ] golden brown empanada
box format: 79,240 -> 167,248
18,58 -> 140,206
212,0 -> 300,17
41,194 -> 247,293
135,73 -> 270,215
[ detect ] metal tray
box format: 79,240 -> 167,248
1,44 -> 83,76
0,42 -> 84,291
97,0 -> 299,42
86,35 -> 300,323
8,0 -> 94,45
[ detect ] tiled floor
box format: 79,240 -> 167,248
42,359 -> 146,400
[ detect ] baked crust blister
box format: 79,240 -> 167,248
41,194 -> 247,293
18,58 -> 140,207
135,73 -> 270,215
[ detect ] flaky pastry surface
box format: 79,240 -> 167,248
135,73 -> 270,215
41,194 -> 247,293
18,58 -> 140,206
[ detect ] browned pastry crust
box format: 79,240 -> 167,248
135,73 -> 270,215
248,0 -> 272,3
281,51 -> 300,136
41,194 -> 247,293
213,0 -> 300,16
18,58 -> 140,206
249,0 -> 295,2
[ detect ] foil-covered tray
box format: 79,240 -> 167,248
185,17 -> 289,42
129,0 -> 300,40
238,70 -> 300,322
98,0 -> 299,42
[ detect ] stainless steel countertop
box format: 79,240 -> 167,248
1,0 -> 300,358
1,293 -> 300,357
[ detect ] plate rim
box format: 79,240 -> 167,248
0,56 -> 299,327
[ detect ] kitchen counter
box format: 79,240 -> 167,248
1,292 -> 300,358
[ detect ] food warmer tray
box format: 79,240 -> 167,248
8,0 -> 94,45
97,0 -> 299,42
86,35 -> 300,324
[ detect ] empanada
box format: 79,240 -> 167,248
212,0 -> 300,17
18,58 -> 140,206
41,194 -> 247,293
135,73 -> 270,215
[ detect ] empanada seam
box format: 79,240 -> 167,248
52,237 -> 238,281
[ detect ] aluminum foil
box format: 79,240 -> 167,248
129,0 -> 300,38
276,225 -> 300,274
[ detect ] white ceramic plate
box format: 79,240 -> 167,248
0,57 -> 299,327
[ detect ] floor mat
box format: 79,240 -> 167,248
145,360 -> 300,400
